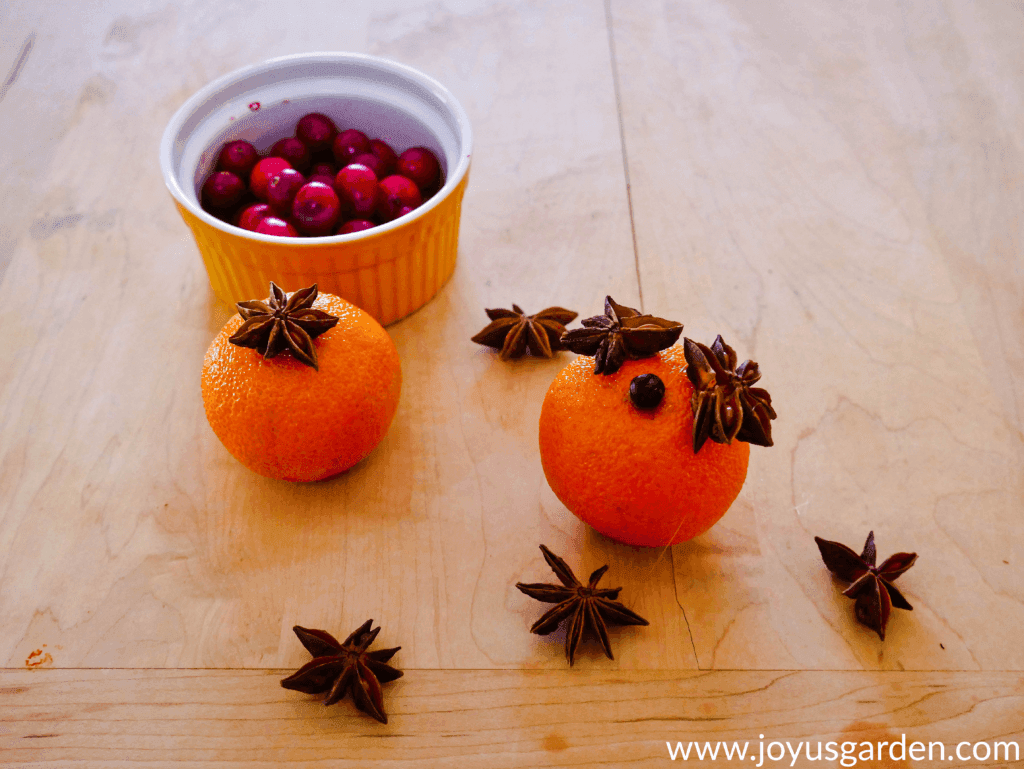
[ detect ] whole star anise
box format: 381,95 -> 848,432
682,335 -> 776,453
560,296 -> 682,375
815,531 -> 917,641
516,545 -> 648,666
280,620 -> 402,723
228,282 -> 338,370
471,304 -> 578,360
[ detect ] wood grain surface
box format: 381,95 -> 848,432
611,0 -> 1024,673
1,0 -> 1022,764
3,668 -> 1024,767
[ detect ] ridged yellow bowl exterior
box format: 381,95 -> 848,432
161,53 -> 473,327
175,171 -> 467,326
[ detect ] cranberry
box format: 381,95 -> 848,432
397,147 -> 442,192
629,374 -> 665,409
377,175 -> 422,222
267,167 -> 307,213
201,170 -> 246,210
249,157 -> 292,201
291,181 -> 341,236
369,139 -> 398,176
336,219 -> 377,235
350,152 -> 386,177
295,113 -> 336,152
235,203 -> 272,231
216,140 -> 259,177
307,173 -> 335,187
255,216 -> 298,237
396,205 -> 417,219
308,174 -> 336,188
332,129 -> 371,166
270,137 -> 311,171
334,163 -> 380,218
310,161 -> 337,177
305,161 -> 336,187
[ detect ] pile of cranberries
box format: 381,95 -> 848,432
200,112 -> 444,237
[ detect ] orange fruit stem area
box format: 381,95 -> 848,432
202,292 -> 401,482
539,346 -> 749,547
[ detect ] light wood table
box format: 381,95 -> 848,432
2,1 -> 1022,765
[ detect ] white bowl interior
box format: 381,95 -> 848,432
162,54 -> 471,212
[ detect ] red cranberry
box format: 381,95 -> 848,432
291,181 -> 341,236
306,161 -> 336,187
377,175 -> 423,222
267,167 -> 307,213
270,137 -> 311,171
235,203 -> 272,231
397,147 -> 442,192
307,173 -> 335,188
255,216 -> 298,237
396,205 -> 417,219
351,152 -> 386,177
629,374 -> 665,409
305,174 -> 333,188
310,161 -> 337,177
332,129 -> 371,166
334,163 -> 380,218
216,140 -> 259,177
201,170 -> 246,210
249,157 -> 292,201
369,139 -> 398,176
336,219 -> 377,235
295,113 -> 336,152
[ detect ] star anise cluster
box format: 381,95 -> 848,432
815,532 -> 917,640
516,545 -> 648,665
471,304 -> 578,359
683,335 -> 776,452
280,620 -> 403,723
229,282 -> 338,369
560,297 -> 683,375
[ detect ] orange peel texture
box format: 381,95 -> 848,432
202,292 -> 401,482
539,346 -> 748,547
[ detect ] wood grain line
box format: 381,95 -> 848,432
603,0 -> 644,311
0,32 -> 35,103
2,669 -> 1022,767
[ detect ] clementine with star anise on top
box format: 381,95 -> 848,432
201,283 -> 401,482
539,320 -> 776,547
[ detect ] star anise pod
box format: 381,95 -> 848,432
280,620 -> 403,723
471,304 -> 578,360
815,531 -> 917,641
682,335 -> 777,453
560,296 -> 682,375
228,282 -> 338,370
516,545 -> 648,666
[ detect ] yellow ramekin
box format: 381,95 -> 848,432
159,53 -> 472,326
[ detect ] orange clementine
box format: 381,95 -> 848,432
539,345 -> 748,547
201,292 -> 401,482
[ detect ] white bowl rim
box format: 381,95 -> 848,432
158,51 -> 473,246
